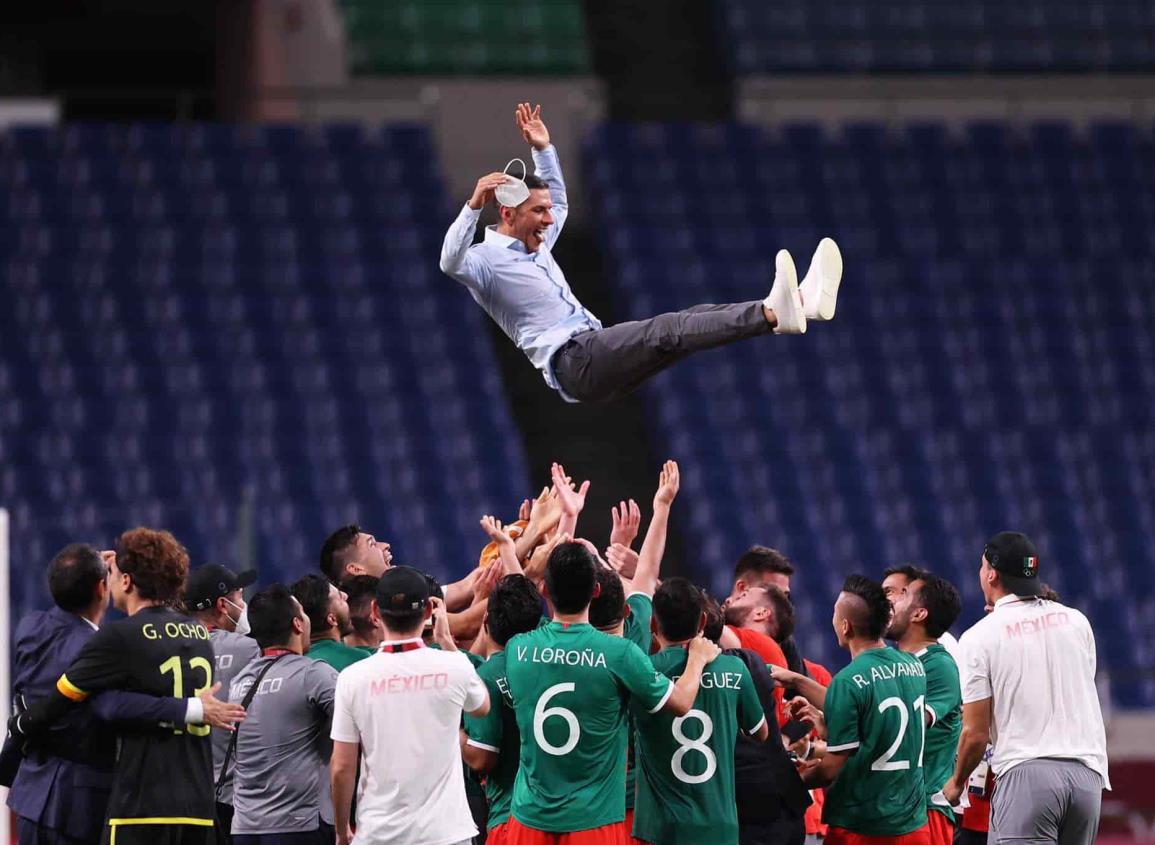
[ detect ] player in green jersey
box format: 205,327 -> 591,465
887,573 -> 963,845
631,578 -> 768,845
800,575 -> 931,845
463,575 -> 548,845
503,541 -> 720,845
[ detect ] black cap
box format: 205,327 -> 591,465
376,566 -> 430,615
983,531 -> 1042,595
185,564 -> 258,612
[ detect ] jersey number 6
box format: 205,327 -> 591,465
533,682 -> 580,756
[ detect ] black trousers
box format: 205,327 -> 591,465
552,301 -> 771,403
955,829 -> 988,845
103,823 -> 215,845
739,805 -> 806,845
16,817 -> 92,845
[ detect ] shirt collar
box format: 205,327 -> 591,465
379,637 -> 425,649
484,225 -> 529,254
993,594 -> 1027,609
80,615 -> 98,631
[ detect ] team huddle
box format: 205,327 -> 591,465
2,457 -> 1107,845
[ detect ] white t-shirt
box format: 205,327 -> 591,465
939,630 -> 962,675
959,595 -> 1109,787
331,640 -> 489,845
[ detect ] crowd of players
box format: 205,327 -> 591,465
2,460 -> 1108,845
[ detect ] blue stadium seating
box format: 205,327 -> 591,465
719,0 -> 1155,73
586,119 -> 1155,706
0,122 -> 529,619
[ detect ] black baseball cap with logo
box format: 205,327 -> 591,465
376,565 -> 431,616
185,563 -> 258,612
983,531 -> 1042,596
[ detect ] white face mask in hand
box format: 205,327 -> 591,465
224,598 -> 250,636
495,158 -> 530,208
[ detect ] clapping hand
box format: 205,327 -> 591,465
551,463 -> 590,518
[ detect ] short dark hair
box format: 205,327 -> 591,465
701,592 -> 724,644
48,543 -> 107,613
842,574 -> 891,641
248,584 -> 299,649
319,524 -> 360,584
290,573 -> 333,633
588,568 -> 626,630
911,575 -> 962,639
882,564 -> 927,583
1039,583 -> 1060,602
487,575 -> 543,646
343,575 -> 379,639
524,174 -> 549,191
764,585 -> 795,643
734,546 -> 795,580
116,527 -> 189,605
653,578 -> 703,642
544,542 -> 597,615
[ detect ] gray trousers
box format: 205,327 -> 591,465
551,301 -> 772,403
990,759 -> 1103,845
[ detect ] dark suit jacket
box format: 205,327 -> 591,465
728,647 -> 812,824
5,606 -> 187,841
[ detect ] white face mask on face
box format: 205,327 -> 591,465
224,598 -> 250,636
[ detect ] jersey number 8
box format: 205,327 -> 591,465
671,709 -> 716,784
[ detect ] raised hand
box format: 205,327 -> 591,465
605,543 -> 640,579
525,531 -> 569,583
430,596 -> 458,651
516,102 -> 550,151
469,171 -> 512,211
199,682 -> 246,730
518,498 -> 532,522
527,486 -> 562,536
551,463 -> 590,518
480,515 -> 522,575
654,460 -> 680,509
609,499 -> 641,548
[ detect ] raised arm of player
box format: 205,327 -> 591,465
438,171 -> 507,285
552,462 -> 590,538
516,103 -> 568,248
633,460 -> 679,598
480,515 -> 524,576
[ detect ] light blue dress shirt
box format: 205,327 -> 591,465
439,145 -> 601,402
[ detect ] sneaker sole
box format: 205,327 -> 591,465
805,237 -> 843,321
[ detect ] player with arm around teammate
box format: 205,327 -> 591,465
502,542 -> 721,845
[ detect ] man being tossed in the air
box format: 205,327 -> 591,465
439,103 -> 844,404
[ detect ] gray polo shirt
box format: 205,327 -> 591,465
210,628 -> 261,802
228,653 -> 338,834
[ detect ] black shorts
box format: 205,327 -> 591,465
104,823 -> 216,845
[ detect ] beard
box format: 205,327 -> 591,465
723,605 -> 751,628
885,612 -> 908,641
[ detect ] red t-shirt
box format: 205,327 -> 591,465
727,626 -> 789,724
803,658 -> 833,686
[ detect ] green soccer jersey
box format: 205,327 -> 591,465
630,648 -> 765,845
504,621 -> 674,833
623,593 -> 653,812
823,646 -> 929,837
463,651 -> 520,829
917,643 -> 962,824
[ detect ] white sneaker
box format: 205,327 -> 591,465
799,237 -> 843,321
764,249 -> 806,335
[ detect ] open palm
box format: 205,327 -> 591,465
516,102 -> 550,151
